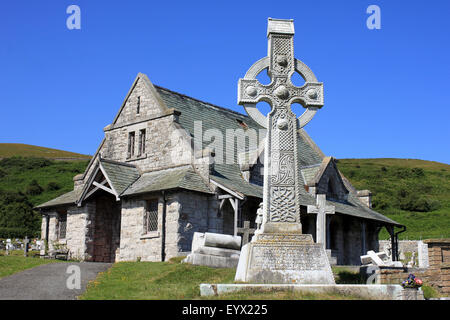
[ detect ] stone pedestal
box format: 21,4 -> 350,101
235,233 -> 335,284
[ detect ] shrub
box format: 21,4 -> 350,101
0,157 -> 52,171
395,167 -> 411,179
372,194 -> 391,210
0,227 -> 28,238
411,167 -> 425,177
399,197 -> 441,212
46,181 -> 60,191
25,180 -> 43,195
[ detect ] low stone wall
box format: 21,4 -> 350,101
377,239 -> 450,296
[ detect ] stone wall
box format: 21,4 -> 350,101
118,197 -> 162,262
377,239 -> 450,296
66,204 -> 91,260
118,191 -> 219,262
46,212 -> 58,251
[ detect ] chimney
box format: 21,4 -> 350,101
357,190 -> 372,208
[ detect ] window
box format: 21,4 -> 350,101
58,213 -> 67,239
144,200 -> 158,234
128,132 -> 135,158
137,96 -> 141,114
138,129 -> 146,156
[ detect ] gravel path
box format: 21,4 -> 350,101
0,262 -> 112,300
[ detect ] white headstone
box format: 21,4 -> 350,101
417,241 -> 429,268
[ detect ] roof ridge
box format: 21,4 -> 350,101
153,84 -> 251,120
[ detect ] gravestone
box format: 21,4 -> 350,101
361,250 -> 403,267
307,194 -> 335,250
183,232 -> 241,268
417,241 -> 429,268
237,221 -> 255,246
235,18 -> 334,284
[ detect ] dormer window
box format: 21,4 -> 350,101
137,96 -> 141,114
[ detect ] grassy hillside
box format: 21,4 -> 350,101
0,143 -> 448,241
336,158 -> 450,240
0,143 -> 91,160
0,157 -> 89,237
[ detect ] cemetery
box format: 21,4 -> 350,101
0,14 -> 448,301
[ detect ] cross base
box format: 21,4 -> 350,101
235,233 -> 335,284
259,222 -> 303,234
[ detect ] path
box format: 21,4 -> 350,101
0,262 -> 111,300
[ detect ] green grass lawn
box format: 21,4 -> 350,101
0,250 -> 60,279
80,258 -> 367,300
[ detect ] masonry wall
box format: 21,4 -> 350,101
46,212 -> 58,252
378,239 -> 450,296
118,191 -> 219,262
118,197 -> 162,262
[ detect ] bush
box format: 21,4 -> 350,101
25,180 -> 43,195
0,227 -> 28,238
399,197 -> 441,212
46,181 -> 60,191
0,168 -> 7,178
0,157 -> 52,171
395,167 -> 411,179
412,167 -> 425,177
372,194 -> 391,210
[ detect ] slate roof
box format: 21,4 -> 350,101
99,159 -> 140,195
35,189 -> 80,209
122,166 -> 213,196
154,85 -> 402,227
36,80 -> 401,226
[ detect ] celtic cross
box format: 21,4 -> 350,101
238,18 -> 324,234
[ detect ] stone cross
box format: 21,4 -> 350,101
238,18 -> 324,234
237,221 -> 256,246
307,194 -> 335,249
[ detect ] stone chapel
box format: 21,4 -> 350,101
37,73 -> 404,265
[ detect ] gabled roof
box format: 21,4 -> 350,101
77,158 -> 140,205
37,75 -> 402,227
153,84 -> 402,227
100,159 -> 140,195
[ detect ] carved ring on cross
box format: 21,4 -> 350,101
242,56 -> 323,129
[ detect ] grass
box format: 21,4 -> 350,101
0,250 -> 60,279
337,158 -> 450,240
80,258 -> 368,300
0,143 -> 91,160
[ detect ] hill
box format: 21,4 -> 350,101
336,158 -> 450,240
0,143 -> 91,160
0,145 -> 448,240
0,157 -> 89,238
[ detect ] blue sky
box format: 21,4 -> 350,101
0,0 -> 449,164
